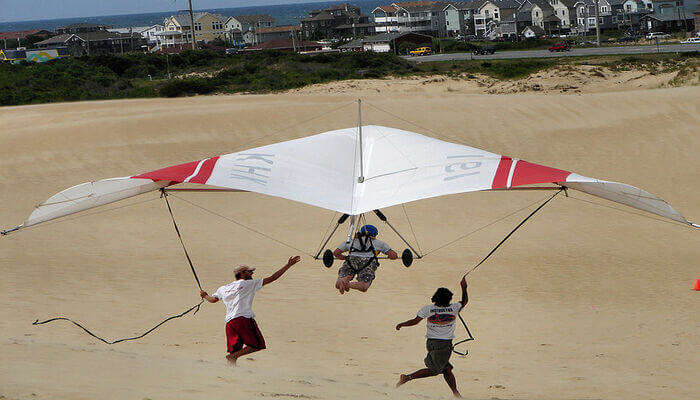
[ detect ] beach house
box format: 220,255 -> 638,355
159,12 -> 227,48
225,14 -> 275,44
300,3 -> 374,39
35,23 -> 145,55
371,2 -> 448,36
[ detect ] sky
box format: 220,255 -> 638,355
0,0 -> 331,23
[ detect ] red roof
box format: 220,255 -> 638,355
256,25 -> 300,34
0,29 -> 53,40
375,5 -> 397,12
243,38 -> 322,51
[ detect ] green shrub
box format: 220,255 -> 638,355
158,77 -> 218,97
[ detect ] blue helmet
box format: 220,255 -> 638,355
360,224 -> 378,237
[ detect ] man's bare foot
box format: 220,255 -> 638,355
396,374 -> 410,388
226,353 -> 238,366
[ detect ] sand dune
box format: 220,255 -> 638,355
1,86 -> 698,400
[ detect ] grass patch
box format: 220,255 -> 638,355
414,58 -> 554,80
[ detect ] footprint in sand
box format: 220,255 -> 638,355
258,393 -> 315,399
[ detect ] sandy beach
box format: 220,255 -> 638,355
1,84 -> 698,400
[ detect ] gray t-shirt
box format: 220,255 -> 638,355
336,238 -> 391,258
417,302 -> 463,340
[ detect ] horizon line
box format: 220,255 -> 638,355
0,0 -> 350,25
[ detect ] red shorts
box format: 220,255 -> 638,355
225,316 -> 266,353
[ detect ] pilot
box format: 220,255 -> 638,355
332,224 -> 397,294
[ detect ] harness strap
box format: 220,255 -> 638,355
348,235 -> 379,269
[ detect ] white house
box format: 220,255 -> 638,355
108,25 -> 165,46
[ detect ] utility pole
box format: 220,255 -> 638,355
188,0 -> 197,50
594,0 -> 601,46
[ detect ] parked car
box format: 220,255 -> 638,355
225,48 -> 238,55
680,37 -> 700,44
646,32 -> 671,40
548,42 -> 571,52
472,46 -> 495,55
616,36 -> 639,43
409,46 -> 432,56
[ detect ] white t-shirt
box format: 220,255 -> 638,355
213,278 -> 263,323
417,302 -> 463,340
336,238 -> 392,258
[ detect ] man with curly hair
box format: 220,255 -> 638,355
395,277 -> 469,397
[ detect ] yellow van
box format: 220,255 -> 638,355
409,47 -> 432,56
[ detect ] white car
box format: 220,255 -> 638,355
680,37 -> 700,44
646,32 -> 671,40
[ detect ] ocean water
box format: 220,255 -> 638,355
0,0 -> 387,32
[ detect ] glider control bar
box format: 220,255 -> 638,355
314,210 -> 417,268
373,209 -> 423,259
313,213 -> 350,259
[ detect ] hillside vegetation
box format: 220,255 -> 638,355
0,50 -> 697,106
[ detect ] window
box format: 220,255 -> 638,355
494,11 -> 499,18
535,11 -> 540,17
626,4 -> 632,10
410,13 -> 419,17
194,22 -> 201,31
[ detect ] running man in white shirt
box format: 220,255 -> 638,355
394,277 -> 468,398
199,256 -> 301,365
332,224 -> 398,294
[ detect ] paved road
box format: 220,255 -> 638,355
404,43 -> 700,62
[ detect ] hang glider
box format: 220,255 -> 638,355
2,125 -> 696,235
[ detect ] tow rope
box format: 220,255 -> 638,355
32,190 -> 205,344
453,188 -> 564,355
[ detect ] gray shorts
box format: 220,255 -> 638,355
424,339 -> 453,374
338,255 -> 379,283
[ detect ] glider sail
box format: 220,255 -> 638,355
5,125 -> 694,233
